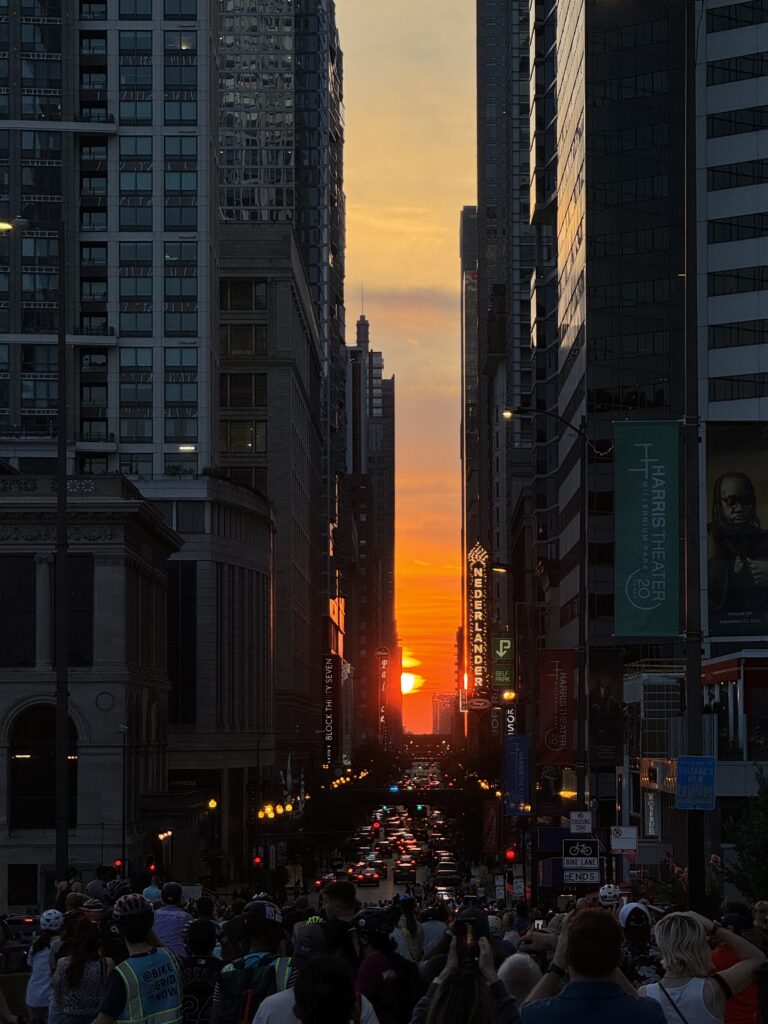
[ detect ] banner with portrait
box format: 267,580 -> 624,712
707,423 -> 768,638
588,650 -> 625,767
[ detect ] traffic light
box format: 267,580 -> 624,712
504,846 -> 518,863
252,855 -> 263,867
113,858 -> 123,871
372,821 -> 381,832
145,855 -> 156,873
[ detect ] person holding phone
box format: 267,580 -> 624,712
409,907 -> 520,1024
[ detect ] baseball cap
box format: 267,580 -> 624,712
292,923 -> 329,965
143,885 -> 163,902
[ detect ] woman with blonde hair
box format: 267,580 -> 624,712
640,911 -> 765,1023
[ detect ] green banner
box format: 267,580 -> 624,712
614,421 -> 681,637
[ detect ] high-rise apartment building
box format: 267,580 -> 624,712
344,313 -> 396,746
432,692 -> 459,737
0,0 -> 347,879
216,1 -> 346,762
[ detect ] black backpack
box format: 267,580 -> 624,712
216,954 -> 278,1024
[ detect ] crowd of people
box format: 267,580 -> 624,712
4,877 -> 768,1024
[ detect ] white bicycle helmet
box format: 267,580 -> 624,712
598,883 -> 621,907
40,909 -> 64,932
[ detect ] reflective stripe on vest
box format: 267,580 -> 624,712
115,948 -> 182,1024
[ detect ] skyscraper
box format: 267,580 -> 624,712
344,313 -> 396,746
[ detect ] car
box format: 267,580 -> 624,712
356,866 -> 381,886
394,859 -> 417,884
374,841 -> 393,858
314,872 -> 336,890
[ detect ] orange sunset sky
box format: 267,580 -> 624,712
335,2 -> 477,732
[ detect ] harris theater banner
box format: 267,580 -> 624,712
538,650 -> 575,765
614,421 -> 680,637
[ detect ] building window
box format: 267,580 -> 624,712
0,556 -> 36,667
176,501 -> 205,533
708,159 -> 768,192
165,347 -> 196,370
22,380 -> 58,407
164,171 -> 197,193
220,420 -> 267,454
119,206 -> 152,231
164,277 -> 196,300
708,266 -> 768,296
708,212 -> 768,243
221,323 -> 267,358
119,276 -> 152,301
80,32 -> 106,54
707,105 -> 768,139
164,0 -> 195,16
709,320 -> 768,348
120,65 -> 152,89
219,279 -> 267,311
707,0 -> 768,32
119,0 -> 151,16
164,101 -> 197,124
78,455 -> 109,475
80,140 -> 107,162
80,314 -> 109,334
81,209 -> 107,231
164,30 -> 196,54
167,561 -> 197,724
119,135 -> 152,159
220,373 -> 266,408
120,170 -> 152,193
120,241 -> 153,265
80,1 -> 106,17
119,311 -> 153,336
165,136 -> 196,159
81,243 -> 107,266
707,52 -> 768,84
165,452 -> 196,476
164,206 -> 196,231
9,705 -> 77,828
164,65 -> 196,90
119,30 -> 152,55
120,100 -> 152,125
80,279 -> 107,302
120,452 -> 153,478
710,373 -> 768,401
165,311 -> 197,336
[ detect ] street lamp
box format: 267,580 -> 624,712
1,217 -> 69,876
503,407 -> 590,810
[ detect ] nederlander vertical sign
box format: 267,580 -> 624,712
614,421 -> 680,637
467,542 -> 490,696
322,653 -> 341,767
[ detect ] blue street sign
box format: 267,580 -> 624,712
504,734 -> 530,816
676,755 -> 716,810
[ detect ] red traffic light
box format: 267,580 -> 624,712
148,863 -> 156,873
504,847 -> 518,863
372,821 -> 381,831
113,858 -> 123,869
252,855 -> 263,866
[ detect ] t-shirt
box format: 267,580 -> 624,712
356,952 -> 403,1024
252,987 -> 380,1024
99,947 -> 181,1019
54,957 -> 110,1017
26,946 -> 54,1008
421,920 -> 447,952
154,906 -> 194,958
180,955 -> 223,1024
712,942 -> 758,1024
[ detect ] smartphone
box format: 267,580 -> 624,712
454,920 -> 479,966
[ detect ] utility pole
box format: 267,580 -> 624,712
55,218 -> 69,881
684,0 -> 705,911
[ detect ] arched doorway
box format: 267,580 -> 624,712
9,705 -> 77,829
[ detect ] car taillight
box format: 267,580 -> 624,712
358,875 -> 364,880
374,874 -> 379,879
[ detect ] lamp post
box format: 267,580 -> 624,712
503,407 -> 590,810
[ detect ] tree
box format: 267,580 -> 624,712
724,766 -> 768,900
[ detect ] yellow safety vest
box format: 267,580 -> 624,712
115,947 -> 183,1024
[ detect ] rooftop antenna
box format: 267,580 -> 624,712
361,282 -> 365,314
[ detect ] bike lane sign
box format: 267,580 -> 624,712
562,838 -> 599,869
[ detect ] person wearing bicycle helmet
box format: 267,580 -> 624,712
26,909 -> 63,1023
92,894 -> 182,1024
598,884 -> 622,908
